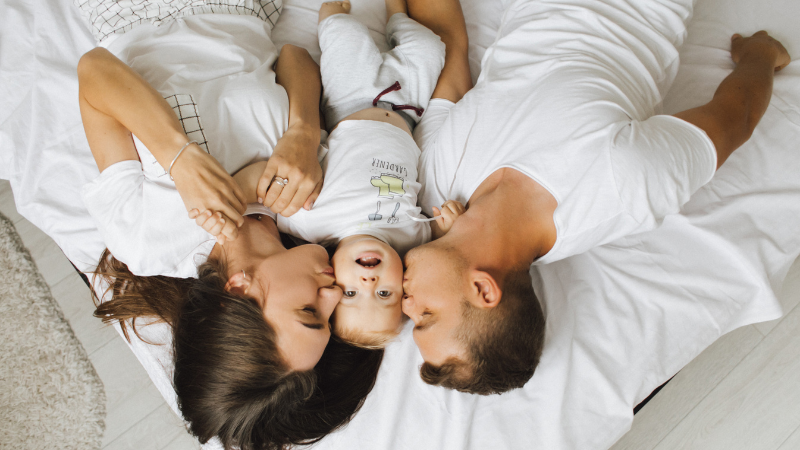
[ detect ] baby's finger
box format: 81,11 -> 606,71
220,216 -> 239,242
195,210 -> 213,228
217,200 -> 245,229
207,213 -> 226,236
444,202 -> 460,215
432,206 -> 441,217
188,209 -> 201,219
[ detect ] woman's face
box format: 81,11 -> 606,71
248,244 -> 343,371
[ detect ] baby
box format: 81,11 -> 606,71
200,0 -> 461,348
289,0 -> 452,348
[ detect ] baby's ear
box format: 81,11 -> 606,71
224,270 -> 252,297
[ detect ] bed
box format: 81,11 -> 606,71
1,0 -> 799,449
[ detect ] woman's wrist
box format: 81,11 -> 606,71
284,121 -> 321,148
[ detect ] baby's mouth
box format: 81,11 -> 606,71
356,252 -> 382,268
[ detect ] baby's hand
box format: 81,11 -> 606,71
319,1 -> 351,23
188,209 -> 239,245
432,200 -> 466,239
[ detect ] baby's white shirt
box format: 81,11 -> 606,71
278,120 -> 431,256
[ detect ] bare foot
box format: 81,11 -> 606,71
385,0 -> 406,20
319,1 -> 351,23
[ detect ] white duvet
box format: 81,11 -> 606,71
1,0 -> 799,449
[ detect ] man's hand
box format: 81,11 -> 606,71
170,143 -> 247,241
731,31 -> 790,71
674,31 -> 791,169
257,124 -> 324,217
432,200 -> 466,239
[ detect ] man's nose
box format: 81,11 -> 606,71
401,295 -> 414,316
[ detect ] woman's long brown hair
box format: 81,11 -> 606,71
92,248 -> 190,341
90,248 -> 384,449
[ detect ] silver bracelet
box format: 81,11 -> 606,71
168,140 -> 198,181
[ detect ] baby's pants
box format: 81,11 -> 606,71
318,13 -> 445,128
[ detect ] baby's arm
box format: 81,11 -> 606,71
431,200 -> 466,240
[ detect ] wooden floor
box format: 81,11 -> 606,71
0,180 -> 199,450
2,178 -> 799,449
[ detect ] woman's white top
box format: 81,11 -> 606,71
81,15 -> 288,278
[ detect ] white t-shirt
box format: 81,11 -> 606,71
415,0 -> 716,265
81,15 -> 289,278
278,120 -> 430,257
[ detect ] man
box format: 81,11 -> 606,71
403,0 -> 790,394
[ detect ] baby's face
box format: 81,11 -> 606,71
331,236 -> 405,337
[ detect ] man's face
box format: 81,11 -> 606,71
402,244 -> 468,365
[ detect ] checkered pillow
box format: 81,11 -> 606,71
73,0 -> 282,42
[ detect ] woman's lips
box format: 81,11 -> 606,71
322,267 -> 335,277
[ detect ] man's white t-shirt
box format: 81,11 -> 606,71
278,120 -> 430,257
81,15 -> 289,278
415,0 -> 716,265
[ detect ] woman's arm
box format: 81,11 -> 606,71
77,48 -> 246,242
257,44 -> 325,217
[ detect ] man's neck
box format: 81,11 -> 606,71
439,168 -> 557,274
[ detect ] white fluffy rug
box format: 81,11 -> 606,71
0,212 -> 106,449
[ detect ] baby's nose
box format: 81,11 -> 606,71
360,275 -> 377,284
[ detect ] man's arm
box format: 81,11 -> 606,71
406,0 -> 472,103
674,31 -> 791,169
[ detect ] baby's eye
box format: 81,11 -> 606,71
344,290 -> 357,298
377,290 -> 392,299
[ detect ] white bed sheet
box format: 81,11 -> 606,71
1,0 -> 799,449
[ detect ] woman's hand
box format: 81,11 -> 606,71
171,143 -> 247,241
257,124 -> 324,217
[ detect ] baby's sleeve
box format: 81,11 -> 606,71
81,160 -> 213,278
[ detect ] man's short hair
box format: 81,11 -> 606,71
419,268 -> 546,395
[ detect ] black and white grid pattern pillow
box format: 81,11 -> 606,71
73,0 -> 282,42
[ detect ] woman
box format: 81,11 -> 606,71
75,2 -> 381,449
